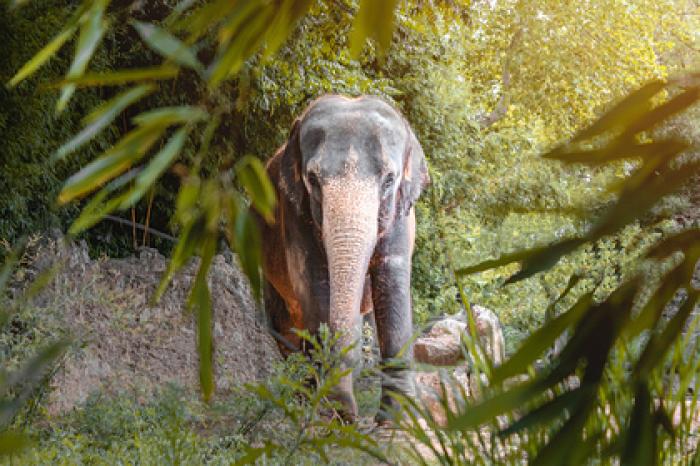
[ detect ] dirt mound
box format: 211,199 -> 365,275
24,239 -> 280,414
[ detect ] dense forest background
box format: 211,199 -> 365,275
3,0 -> 698,348
1,0 -> 700,463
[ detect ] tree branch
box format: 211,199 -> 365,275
103,215 -> 176,242
479,29 -> 522,128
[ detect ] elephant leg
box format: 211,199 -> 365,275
370,214 -> 416,423
264,281 -> 302,357
360,275 -> 374,316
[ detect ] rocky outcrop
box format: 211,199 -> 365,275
414,305 -> 505,367
414,305 -> 506,425
23,239 -> 280,414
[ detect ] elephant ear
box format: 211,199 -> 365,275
397,122 -> 430,217
279,117 -> 306,217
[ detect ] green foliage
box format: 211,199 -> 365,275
0,2 -> 99,247
0,240 -> 68,458
6,0 -> 685,338
3,3 -> 700,464
14,386 -> 233,464
393,3 -> 688,342
0,2 -> 178,258
237,325 -> 385,464
7,0 -> 376,400
10,330 -> 387,465
395,75 -> 700,465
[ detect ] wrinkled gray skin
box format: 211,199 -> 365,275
260,95 -> 429,421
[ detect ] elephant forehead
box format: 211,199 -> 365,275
304,94 -> 403,124
300,98 -> 407,163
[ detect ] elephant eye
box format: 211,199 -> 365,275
307,172 -> 321,198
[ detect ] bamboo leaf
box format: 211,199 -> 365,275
187,234 -> 217,401
7,25 -> 78,87
260,0 -> 312,59
506,238 -> 585,283
23,262 -> 61,301
646,228 -> 700,259
6,1 -> 93,85
49,66 -> 179,87
120,127 -> 190,209
8,340 -> 69,392
54,85 -> 155,161
625,265 -> 685,339
206,0 -> 311,85
635,290 -> 699,378
236,155 -> 276,223
200,179 -> 221,233
568,80 -> 665,143
233,207 -> 263,299
531,403 -> 595,466
154,216 -> 204,302
499,385 -> 593,437
163,0 -> 199,26
543,140 -> 689,165
58,125 -> 165,204
456,249 -> 536,277
349,0 -> 400,57
620,85 -> 700,138
70,196 -> 123,235
456,237 -> 583,282
132,21 -> 203,72
591,160 -> 700,239
0,339 -> 69,428
175,176 -> 201,225
216,0 -> 262,47
68,168 -> 140,235
491,292 -> 593,385
177,0 -> 238,40
446,379 -> 544,432
132,106 -> 208,126
207,5 -> 274,86
621,384 -> 655,466
57,0 -> 109,112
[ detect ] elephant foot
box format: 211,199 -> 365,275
375,361 -> 415,424
320,404 -> 357,424
375,392 -> 404,425
336,404 -> 359,424
329,373 -> 359,424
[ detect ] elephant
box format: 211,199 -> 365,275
258,94 -> 429,422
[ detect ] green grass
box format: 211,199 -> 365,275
4,354 -> 394,465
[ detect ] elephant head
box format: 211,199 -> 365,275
278,95 -> 428,416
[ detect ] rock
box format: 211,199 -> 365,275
414,317 -> 467,365
414,336 -> 463,366
414,305 -> 505,367
415,367 -> 470,426
19,237 -> 281,414
414,305 -> 506,423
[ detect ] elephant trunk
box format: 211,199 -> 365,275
322,176 -> 379,418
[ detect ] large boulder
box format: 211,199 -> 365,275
415,367 -> 471,426
414,305 -> 506,425
414,305 -> 505,367
19,238 -> 281,414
